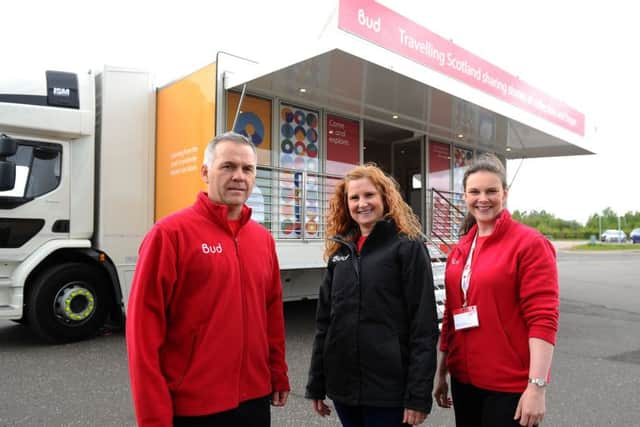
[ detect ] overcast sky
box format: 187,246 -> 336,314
5,0 -> 637,224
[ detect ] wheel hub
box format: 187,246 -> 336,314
54,283 -> 95,323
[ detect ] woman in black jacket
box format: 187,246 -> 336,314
306,164 -> 439,427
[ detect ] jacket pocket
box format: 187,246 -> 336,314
167,327 -> 201,391
368,333 -> 404,385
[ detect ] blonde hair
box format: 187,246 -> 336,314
324,164 -> 423,259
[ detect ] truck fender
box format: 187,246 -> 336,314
11,240 -> 91,315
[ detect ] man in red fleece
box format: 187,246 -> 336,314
126,132 -> 290,427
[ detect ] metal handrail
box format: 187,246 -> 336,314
426,188 -> 466,256
431,188 -> 466,218
254,164 -> 343,241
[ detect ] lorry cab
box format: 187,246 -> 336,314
0,68 -> 154,342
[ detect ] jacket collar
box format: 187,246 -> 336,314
193,191 -> 252,229
334,218 -> 397,248
459,209 -> 512,248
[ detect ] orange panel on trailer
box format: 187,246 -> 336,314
155,63 -> 216,221
226,92 -> 272,166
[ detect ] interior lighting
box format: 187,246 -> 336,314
506,147 -> 512,152
457,133 -> 464,138
299,88 -> 307,93
392,114 -> 399,119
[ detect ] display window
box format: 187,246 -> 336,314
226,92 -> 272,165
278,103 -> 321,239
326,114 -> 360,175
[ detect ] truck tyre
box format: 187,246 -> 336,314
27,262 -> 111,343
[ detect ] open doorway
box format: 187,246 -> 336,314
363,120 -> 425,230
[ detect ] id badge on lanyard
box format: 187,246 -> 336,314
453,233 -> 479,330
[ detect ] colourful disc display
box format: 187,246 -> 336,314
281,204 -> 294,216
307,189 -> 318,201
294,126 -> 306,141
306,128 -> 318,143
294,156 -> 305,170
306,113 -> 318,128
280,187 -> 295,204
294,110 -> 306,124
279,172 -> 295,186
280,154 -> 294,169
281,139 -> 294,154
306,205 -> 319,220
305,220 -> 318,236
234,112 -> 264,146
281,219 -> 294,235
306,143 -> 318,158
281,107 -> 294,123
306,158 -> 318,171
294,141 -> 306,155
281,123 -> 294,138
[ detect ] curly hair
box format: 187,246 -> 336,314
324,163 -> 423,259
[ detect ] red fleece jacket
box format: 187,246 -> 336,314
126,192 -> 289,426
440,210 -> 559,393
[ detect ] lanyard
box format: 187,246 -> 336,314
460,232 -> 478,307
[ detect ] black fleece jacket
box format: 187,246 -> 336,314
305,219 -> 440,413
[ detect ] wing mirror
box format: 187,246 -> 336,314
0,134 -> 18,191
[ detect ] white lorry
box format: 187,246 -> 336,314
0,67 -> 154,342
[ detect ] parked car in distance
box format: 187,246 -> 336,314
600,229 -> 627,243
630,228 -> 640,244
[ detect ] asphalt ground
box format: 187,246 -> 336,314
1,249 -> 639,426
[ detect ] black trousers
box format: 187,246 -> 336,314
333,401 -> 411,427
173,395 -> 270,427
451,377 -> 529,427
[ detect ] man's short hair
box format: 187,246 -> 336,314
203,131 -> 257,166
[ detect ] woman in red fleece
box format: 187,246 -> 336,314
433,154 -> 559,427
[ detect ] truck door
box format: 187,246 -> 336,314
0,137 -> 69,261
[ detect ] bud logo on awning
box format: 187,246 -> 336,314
53,87 -> 70,97
202,242 -> 223,254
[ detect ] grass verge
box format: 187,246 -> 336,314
572,243 -> 640,251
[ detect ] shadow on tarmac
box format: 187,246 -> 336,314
0,321 -> 46,348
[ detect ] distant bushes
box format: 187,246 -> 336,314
512,207 -> 640,240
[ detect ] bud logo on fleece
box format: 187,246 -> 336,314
202,243 -> 223,254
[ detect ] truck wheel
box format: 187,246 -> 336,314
27,263 -> 111,343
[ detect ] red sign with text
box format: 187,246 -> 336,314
338,0 -> 585,136
326,114 -> 360,175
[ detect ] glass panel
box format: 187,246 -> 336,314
428,141 -> 452,240
278,103 -> 321,239
452,146 -> 473,238
326,114 -> 360,175
0,142 -> 61,199
0,145 -> 33,197
453,146 -> 473,194
428,141 -> 451,191
227,92 -> 272,166
393,141 -> 422,227
247,168 -> 272,227
26,148 -> 61,198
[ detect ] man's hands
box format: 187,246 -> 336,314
271,391 -> 289,407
